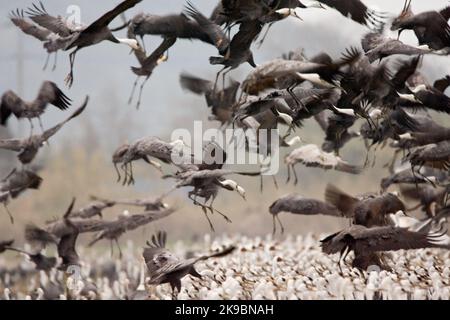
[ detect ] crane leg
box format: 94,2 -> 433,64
213,67 -> 227,92
139,35 -> 146,52
28,118 -> 34,137
115,239 -> 123,259
128,76 -> 139,105
65,49 -> 78,88
222,68 -> 232,91
52,52 -> 58,71
136,76 -> 150,110
43,53 -> 50,71
257,23 -> 273,48
293,165 -> 299,185
38,116 -> 45,134
110,240 -> 114,257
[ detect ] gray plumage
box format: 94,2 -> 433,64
0,96 -> 88,165
1,81 -> 71,127
143,231 -> 235,299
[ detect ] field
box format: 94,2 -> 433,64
1,234 -> 449,300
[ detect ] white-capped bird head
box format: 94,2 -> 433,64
275,8 -> 303,20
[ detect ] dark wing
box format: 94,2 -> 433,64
26,1 -> 74,37
10,9 -> 51,41
82,0 -> 142,34
24,224 -> 57,248
439,6 -> 450,21
269,194 -> 342,216
143,231 -> 175,276
0,138 -> 25,152
318,0 -> 385,28
229,20 -> 262,53
354,226 -> 450,252
140,37 -> 177,69
39,96 -> 88,143
1,91 -> 27,124
184,1 -> 229,53
324,184 -> 358,217
179,73 -> 213,95
36,81 -> 71,111
391,56 -> 421,90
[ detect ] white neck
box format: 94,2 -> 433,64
117,38 -> 139,50
297,73 -> 335,89
220,179 -> 237,189
332,106 -> 356,117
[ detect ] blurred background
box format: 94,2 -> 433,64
1,0 -> 449,245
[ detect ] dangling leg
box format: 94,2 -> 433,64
286,164 -> 291,183
201,206 -> 215,232
293,164 -> 299,185
213,67 -> 226,92
256,23 -> 274,48
38,116 -> 45,134
136,76 -> 150,109
52,52 -> 58,71
222,68 -> 233,91
65,49 -> 78,88
140,35 -> 146,52
272,174 -> 278,189
115,239 -> 123,259
28,118 -> 34,137
110,240 -> 114,257
43,53 -> 51,71
128,76 -> 140,105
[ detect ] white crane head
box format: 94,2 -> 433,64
396,91 -> 418,103
220,179 -> 246,199
275,8 -> 303,20
117,38 -> 144,52
296,73 -> 341,90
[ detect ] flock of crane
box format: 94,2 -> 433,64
1,0 -> 450,300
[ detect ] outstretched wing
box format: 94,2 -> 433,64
1,91 -> 27,124
0,138 -> 25,152
36,81 -> 71,111
39,96 -> 88,143
26,1 -> 74,37
141,37 -> 177,69
184,1 -> 229,53
82,0 -> 142,34
318,0 -> 385,29
324,184 -> 358,217
10,9 -> 52,41
180,73 -> 213,95
354,226 -> 450,252
143,231 -> 179,278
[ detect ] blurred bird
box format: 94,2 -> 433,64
143,231 -> 235,299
